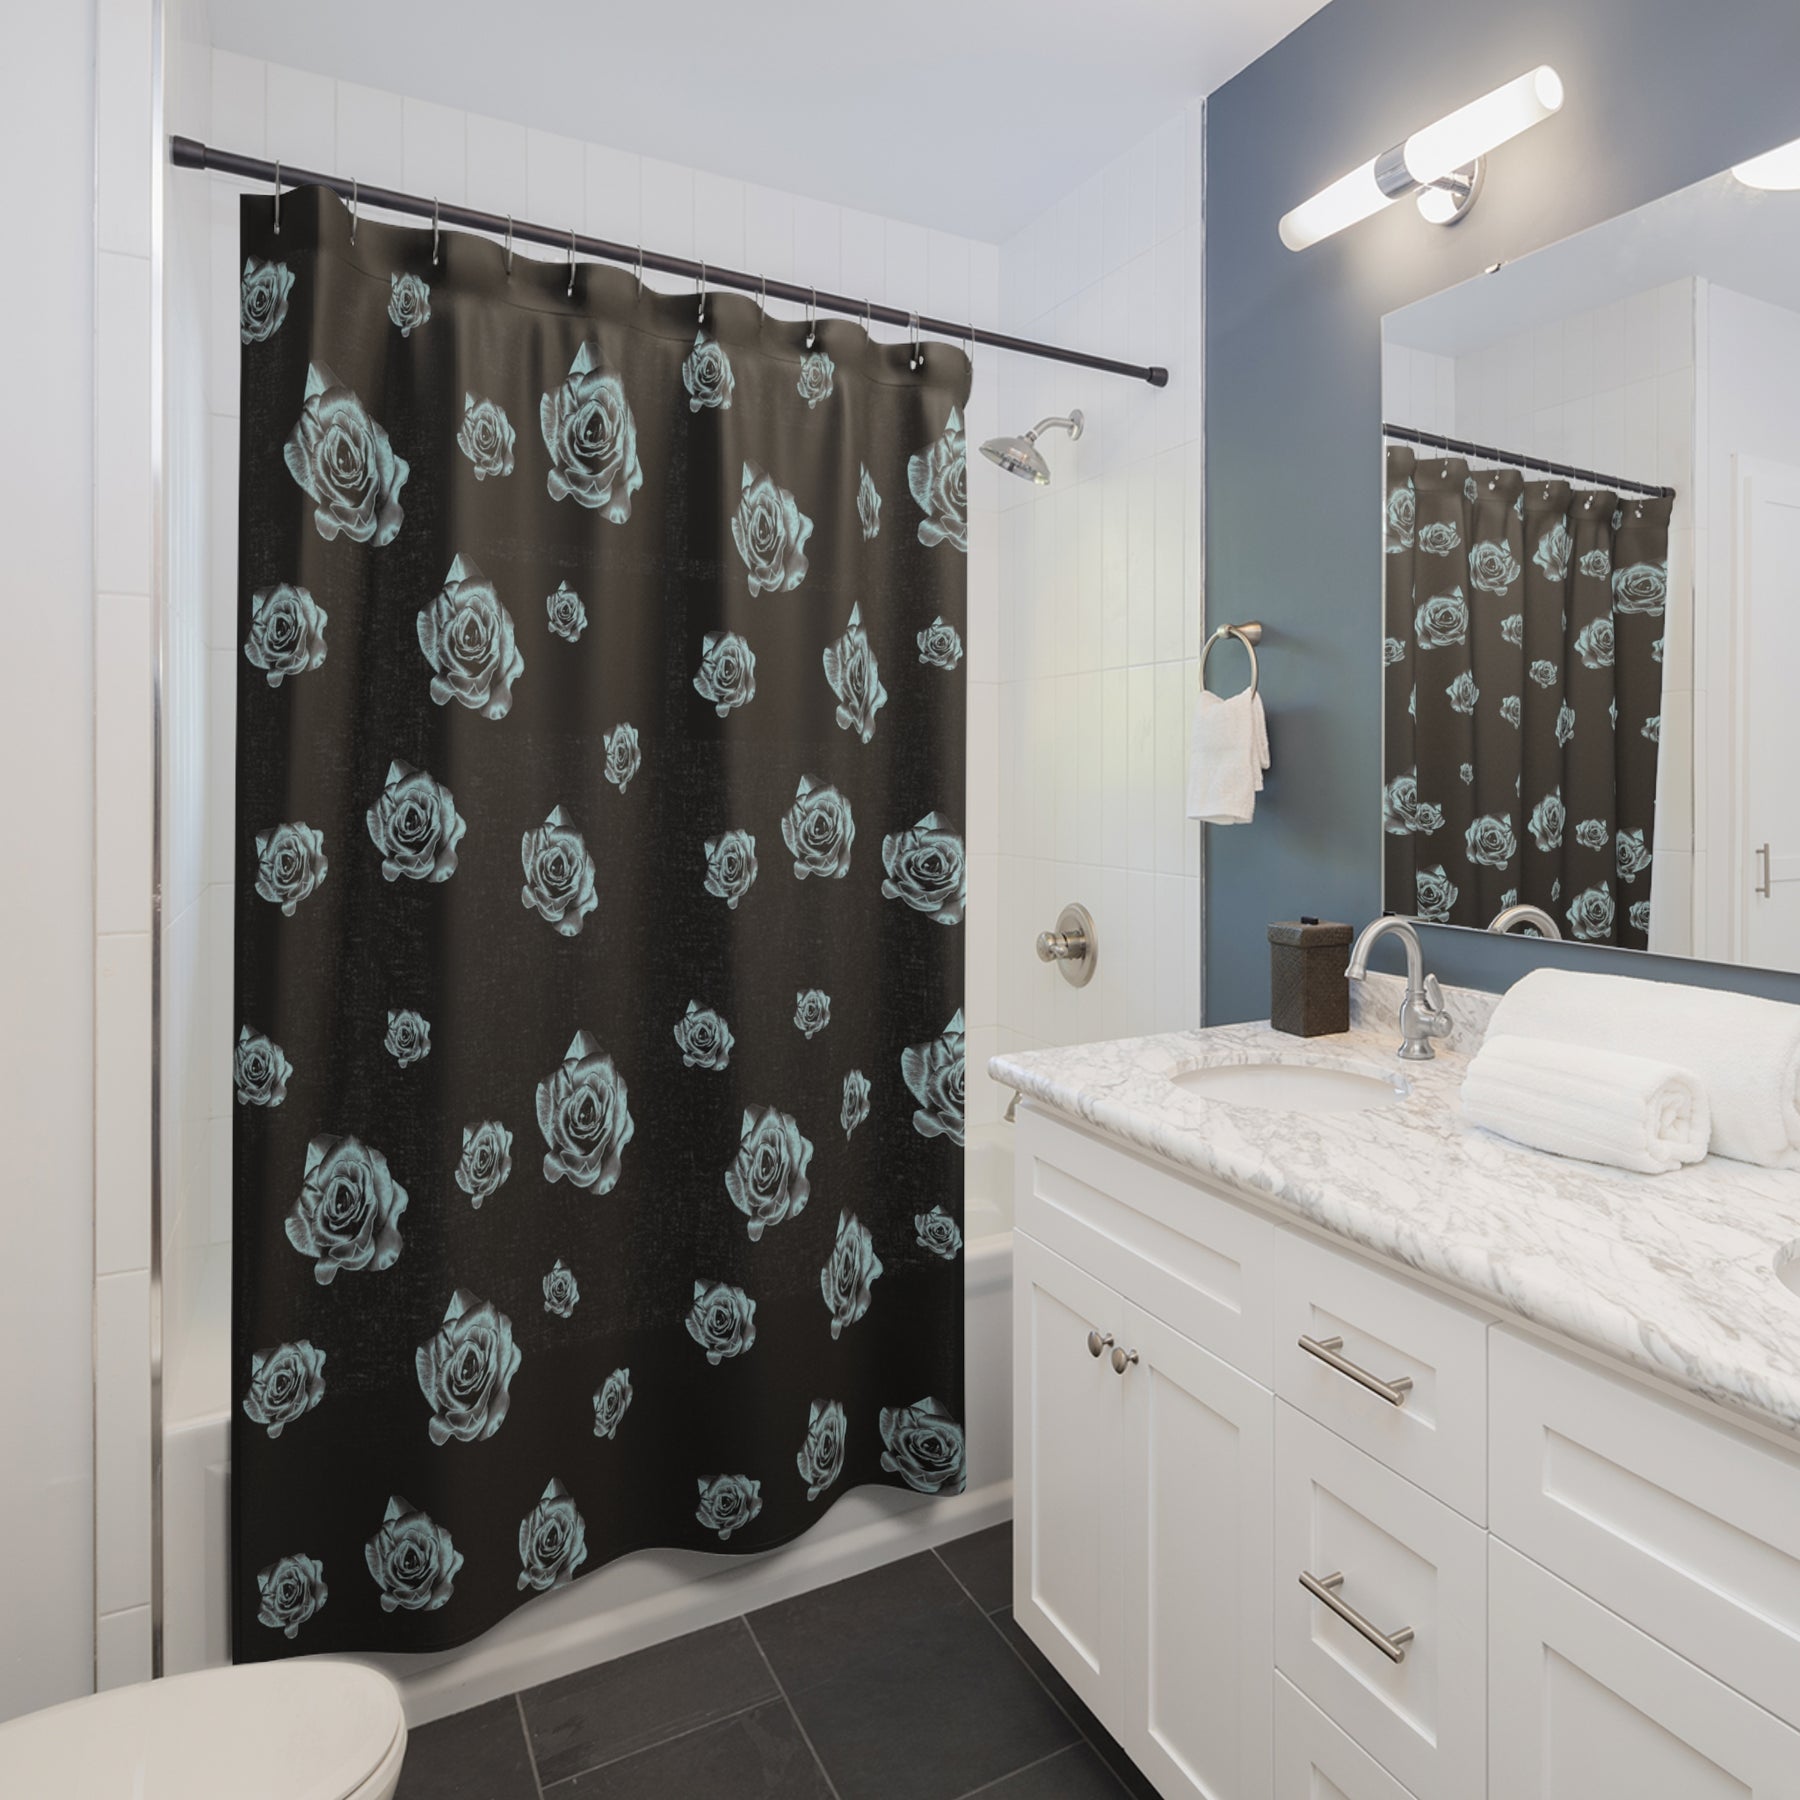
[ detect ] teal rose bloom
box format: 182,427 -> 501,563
454,1119 -> 512,1208
536,1030 -> 634,1194
243,582 -> 327,687
685,1280 -> 756,1364
367,760 -> 465,883
823,605 -> 886,744
592,1367 -> 632,1440
794,989 -> 830,1039
517,1479 -> 588,1592
1445,672 -> 1480,716
387,272 -> 430,336
796,1399 -> 846,1502
1630,899 -> 1652,934
1575,618 -> 1615,669
284,361 -> 408,546
520,806 -> 598,937
240,257 -> 293,344
914,1205 -> 964,1260
234,1025 -> 291,1106
540,342 -> 643,522
782,776 -> 854,880
726,1106 -> 812,1242
703,829 -> 759,908
256,1552 -> 326,1638
604,722 -> 640,795
1611,561 -> 1667,614
415,1288 -> 521,1446
241,1339 -> 326,1438
1465,815 -> 1517,870
916,618 -> 963,670
1574,818 -> 1609,852
286,1134 -> 407,1286
457,392 -> 515,481
881,813 -> 966,925
1555,701 -> 1576,745
904,1010 -> 965,1146
1566,883 -> 1616,942
731,460 -> 812,595
1414,589 -> 1468,649
1617,828 -> 1651,882
879,1397 -> 965,1495
546,581 -> 587,643
908,406 -> 968,552
682,333 -> 735,411
693,630 -> 756,715
857,464 -> 881,540
384,1009 -> 430,1067
1529,791 -> 1565,852
673,1001 -> 733,1071
821,1208 -> 881,1340
543,1259 -> 579,1318
1501,695 -> 1522,728
796,350 -> 835,408
1417,520 -> 1459,557
695,1474 -> 762,1541
1385,484 -> 1415,550
1579,548 -> 1612,579
1529,658 -> 1559,689
417,554 -> 523,719
254,821 -> 327,915
365,1495 -> 461,1613
840,1069 -> 870,1140
1534,520 -> 1572,580
1469,539 -> 1521,594
1415,865 -> 1459,923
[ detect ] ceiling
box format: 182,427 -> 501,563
208,0 -> 1329,241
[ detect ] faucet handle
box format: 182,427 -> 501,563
1423,973 -> 1445,1012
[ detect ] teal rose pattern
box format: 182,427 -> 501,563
1533,520 -> 1572,581
685,1280 -> 756,1363
1414,589 -> 1467,649
1469,539 -> 1520,594
604,723 -> 640,795
674,1001 -> 734,1071
904,1010 -> 965,1146
1417,520 -> 1459,557
1415,865 -> 1459,923
878,1397 -> 965,1495
682,333 -> 735,411
1529,658 -> 1559,688
1528,791 -> 1565,852
384,1009 -> 430,1066
732,460 -> 812,595
1382,772 -> 1442,837
782,776 -> 855,880
858,464 -> 881,539
1383,636 -> 1406,666
416,1288 -> 521,1446
914,1206 -> 963,1259
821,1208 -> 881,1339
882,814 -> 965,925
1556,702 -> 1576,746
454,1120 -> 512,1208
1580,547 -> 1612,579
235,1026 -> 291,1106
1500,695 -> 1522,728
387,272 -> 430,336
1612,561 -> 1667,614
694,630 -> 756,715
521,806 -> 598,938
517,1479 -> 588,1592
366,1495 -> 461,1613
417,555 -> 524,719
1574,818 -> 1609,852
546,581 -> 587,643
286,1134 -> 407,1286
592,1367 -> 632,1440
909,406 -> 968,552
794,989 -> 830,1038
284,362 -> 409,547
541,342 -> 643,521
457,393 -> 516,481
241,257 -> 293,344
257,1553 -> 326,1638
1445,672 -> 1479,716
537,1031 -> 634,1194
254,821 -> 327,915
543,1259 -> 580,1318
1465,815 -> 1516,869
1575,618 -> 1614,669
841,1069 -> 870,1139
796,1399 -> 846,1501
1499,613 -> 1524,647
726,1105 -> 812,1241
704,829 -> 758,907
796,351 -> 835,408
916,618 -> 963,670
823,604 -> 887,743
695,1474 -> 761,1541
242,1339 -> 326,1438
1630,900 -> 1652,934
244,583 -> 327,687
1617,828 -> 1651,882
1566,884 -> 1616,941
1385,484 -> 1415,551
367,761 -> 465,883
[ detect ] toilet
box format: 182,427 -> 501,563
0,1660 -> 406,1798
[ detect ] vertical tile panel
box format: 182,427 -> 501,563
525,128 -> 586,230
95,251 -> 153,597
583,142 -> 641,245
209,50 -> 267,157
401,97 -> 467,204
466,113 -> 530,219
96,0 -> 153,257
95,934 -> 152,1274
334,83 -> 404,188
95,1268 -> 151,1614
264,63 -> 335,171
95,593 -> 153,936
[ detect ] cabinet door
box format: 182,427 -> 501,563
1490,1540 -> 1800,1798
1013,1232 -> 1127,1724
1120,1299 -> 1274,1800
1273,1674 -> 1416,1800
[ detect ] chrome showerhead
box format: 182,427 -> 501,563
979,409 -> 1084,484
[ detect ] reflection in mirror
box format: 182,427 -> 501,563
1381,134 -> 1800,974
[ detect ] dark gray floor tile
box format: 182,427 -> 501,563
751,1554 -> 1077,1800
396,1696 -> 538,1800
935,1522 -> 1013,1614
546,1698 -> 833,1798
520,1617 -> 780,1785
965,1743 -> 1131,1799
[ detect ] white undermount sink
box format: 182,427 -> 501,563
1168,1058 -> 1409,1116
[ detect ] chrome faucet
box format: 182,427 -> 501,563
1345,917 -> 1453,1061
1487,902 -> 1562,940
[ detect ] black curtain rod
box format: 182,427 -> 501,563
1382,422 -> 1674,500
171,135 -> 1169,388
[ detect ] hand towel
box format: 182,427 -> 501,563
1486,968 -> 1800,1170
1460,1034 -> 1710,1175
1186,689 -> 1270,824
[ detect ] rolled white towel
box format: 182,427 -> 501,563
1461,1035 -> 1710,1175
1487,968 -> 1800,1170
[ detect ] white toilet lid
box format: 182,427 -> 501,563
0,1660 -> 405,1800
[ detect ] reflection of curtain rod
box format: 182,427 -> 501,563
170,135 -> 1169,388
1382,423 -> 1675,500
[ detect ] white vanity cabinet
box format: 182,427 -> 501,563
1010,1104 -> 1800,1800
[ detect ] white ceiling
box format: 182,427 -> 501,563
207,0 -> 1329,242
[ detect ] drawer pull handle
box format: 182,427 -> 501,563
1298,1334 -> 1414,1407
1086,1329 -> 1114,1358
1299,1569 -> 1415,1664
1110,1346 -> 1139,1375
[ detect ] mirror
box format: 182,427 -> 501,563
1381,136 -> 1800,974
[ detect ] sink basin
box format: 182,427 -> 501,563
1168,1059 -> 1408,1116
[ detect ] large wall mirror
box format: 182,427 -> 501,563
1380,135 -> 1800,975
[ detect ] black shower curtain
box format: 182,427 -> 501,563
1382,445 -> 1671,948
231,188 -> 968,1658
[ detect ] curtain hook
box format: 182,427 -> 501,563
909,310 -> 924,371
272,161 -> 281,235
965,323 -> 976,367
805,288 -> 817,349
863,297 -> 873,336
504,215 -> 514,275
634,245 -> 644,294
349,178 -> 358,245
567,225 -> 578,298
697,261 -> 707,325
431,196 -> 440,265
756,273 -> 767,319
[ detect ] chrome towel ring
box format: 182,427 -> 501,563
1199,620 -> 1263,699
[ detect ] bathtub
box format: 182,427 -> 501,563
161,1127 -> 1017,1724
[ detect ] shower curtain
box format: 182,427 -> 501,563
231,188 -> 968,1659
1382,445 -> 1671,948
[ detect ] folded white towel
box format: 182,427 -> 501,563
1487,968 -> 1800,1170
1461,1035 -> 1710,1175
1186,689 -> 1270,824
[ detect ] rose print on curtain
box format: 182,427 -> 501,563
232,188 -> 966,1659
1382,444 -> 1670,949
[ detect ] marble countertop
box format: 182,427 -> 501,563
988,977 -> 1800,1439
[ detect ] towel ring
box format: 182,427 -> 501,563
1199,621 -> 1263,699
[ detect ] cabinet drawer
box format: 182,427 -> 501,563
1272,1226 -> 1488,1522
1490,1325 -> 1800,1732
1017,1109 -> 1273,1381
1275,1405 -> 1485,1800
1274,1674 -> 1418,1800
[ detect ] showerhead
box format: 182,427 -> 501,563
980,409 -> 1084,484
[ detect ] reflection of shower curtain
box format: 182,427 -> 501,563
1382,447 -> 1670,948
231,188 -> 968,1659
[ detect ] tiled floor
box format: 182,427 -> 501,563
396,1523 -> 1158,1800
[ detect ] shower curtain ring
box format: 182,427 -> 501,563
756,273 -> 767,318
863,297 -> 873,336
909,310 -> 923,371
697,262 -> 707,324
806,288 -> 817,349
431,197 -> 440,264
504,215 -> 514,275
349,178 -> 358,244
567,226 -> 578,298
272,161 -> 281,235
634,245 -> 644,293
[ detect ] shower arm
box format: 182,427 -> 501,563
1025,415 -> 1085,444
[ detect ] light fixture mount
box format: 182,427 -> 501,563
1415,158 -> 1485,227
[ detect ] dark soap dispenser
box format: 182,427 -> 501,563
1267,917 -> 1353,1037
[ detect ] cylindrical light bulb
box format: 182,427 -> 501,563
1278,157 -> 1391,252
1733,137 -> 1800,190
1403,65 -> 1563,188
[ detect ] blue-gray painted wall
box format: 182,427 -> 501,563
1203,0 -> 1800,1020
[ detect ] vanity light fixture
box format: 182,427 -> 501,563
1278,65 -> 1564,252
1732,136 -> 1800,190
